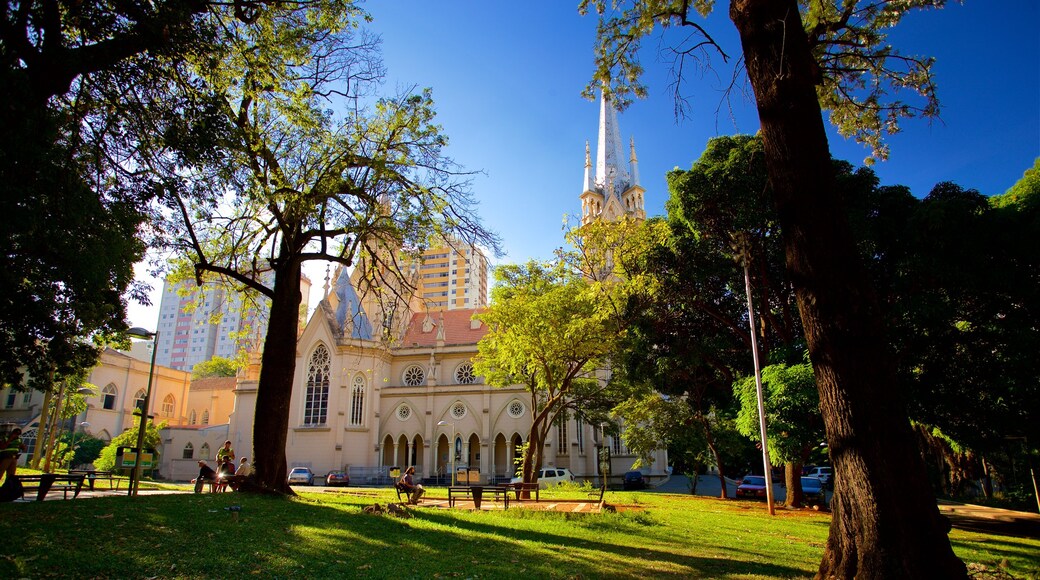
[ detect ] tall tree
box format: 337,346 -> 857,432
581,1 -> 966,576
0,1 -> 324,388
474,260 -> 619,484
140,7 -> 497,493
734,359 -> 824,507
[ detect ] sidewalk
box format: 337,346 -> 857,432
938,500 -> 1040,539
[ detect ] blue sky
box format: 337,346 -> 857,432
126,1 -> 1039,328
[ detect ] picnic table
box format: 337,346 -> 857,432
68,469 -> 121,491
13,473 -> 86,501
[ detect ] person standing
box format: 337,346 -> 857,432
216,440 -> 235,464
0,428 -> 26,480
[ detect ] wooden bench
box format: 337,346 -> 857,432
588,484 -> 606,505
68,470 -> 120,491
447,485 -> 510,509
508,482 -> 540,502
15,474 -> 86,501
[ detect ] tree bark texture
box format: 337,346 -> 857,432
729,1 -> 966,577
251,258 -> 303,494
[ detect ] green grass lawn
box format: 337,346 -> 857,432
0,488 -> 1036,579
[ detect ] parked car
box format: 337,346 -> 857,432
325,470 -> 350,487
287,466 -> 315,486
804,466 -> 833,488
510,467 -> 575,489
736,475 -> 768,500
623,470 -> 647,490
800,476 -> 828,509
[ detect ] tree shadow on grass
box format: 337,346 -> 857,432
0,493 -> 816,578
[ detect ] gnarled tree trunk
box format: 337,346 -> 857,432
251,256 -> 304,494
729,0 -> 966,577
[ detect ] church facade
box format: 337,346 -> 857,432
163,93 -> 667,484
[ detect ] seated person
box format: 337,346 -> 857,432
193,460 -> 218,493
227,458 -> 253,491
398,466 -> 425,504
217,458 -> 240,492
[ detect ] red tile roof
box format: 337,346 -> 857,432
400,309 -> 487,348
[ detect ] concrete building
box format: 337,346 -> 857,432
414,243 -> 489,311
152,275 -> 311,372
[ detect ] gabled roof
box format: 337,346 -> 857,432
399,309 -> 487,348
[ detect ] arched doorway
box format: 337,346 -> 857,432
381,434 -> 395,468
436,434 -> 450,481
494,434 -> 508,479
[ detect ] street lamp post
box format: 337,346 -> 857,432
127,327 -> 158,497
437,420 -> 456,486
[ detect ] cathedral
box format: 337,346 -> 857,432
165,93 -> 667,484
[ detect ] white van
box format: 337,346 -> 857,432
805,466 -> 833,487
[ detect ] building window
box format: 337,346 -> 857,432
350,375 -> 365,426
454,363 -> 476,385
189,409 -> 197,425
182,443 -> 194,459
102,385 -> 117,410
575,416 -> 584,454
201,410 -> 209,425
396,404 -> 412,421
450,402 -> 467,420
403,365 -> 425,386
133,389 -> 146,412
21,392 -> 31,404
162,395 -> 175,418
557,415 -> 569,455
4,391 -> 14,409
200,443 -> 210,459
507,400 -> 525,419
304,344 -> 330,426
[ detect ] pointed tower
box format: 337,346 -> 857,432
581,92 -> 646,225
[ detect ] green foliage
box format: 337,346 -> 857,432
192,356 -> 243,379
475,260 -> 618,479
733,360 -> 824,467
93,419 -> 166,472
993,157 -> 1040,210
579,0 -> 947,163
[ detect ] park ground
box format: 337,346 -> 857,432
0,480 -> 1037,579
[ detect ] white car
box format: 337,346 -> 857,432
805,466 -> 833,487
287,466 -> 315,486
510,467 -> 575,489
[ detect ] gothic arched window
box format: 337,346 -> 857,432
304,344 -> 331,425
101,384 -> 117,410
132,389 -> 146,412
161,394 -> 175,418
350,375 -> 365,426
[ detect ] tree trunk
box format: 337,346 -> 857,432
250,258 -> 303,494
786,463 -> 803,508
699,413 -> 729,499
729,1 -> 966,577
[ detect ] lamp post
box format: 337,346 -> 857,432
127,327 -> 158,497
437,420 -> 456,486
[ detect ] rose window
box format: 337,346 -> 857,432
455,363 -> 476,384
507,400 -> 525,418
403,365 -> 426,386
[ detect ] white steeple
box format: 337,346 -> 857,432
629,137 -> 641,188
595,92 -> 631,199
583,141 -> 595,193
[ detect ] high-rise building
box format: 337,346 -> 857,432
414,243 -> 489,312
153,275 -> 311,371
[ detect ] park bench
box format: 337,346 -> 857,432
447,485 -> 510,509
394,478 -> 426,504
588,483 -> 606,505
508,482 -> 540,502
68,469 -> 121,491
15,474 -> 86,501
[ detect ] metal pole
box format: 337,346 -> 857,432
451,426 -> 456,486
129,331 -> 158,497
744,260 -> 775,515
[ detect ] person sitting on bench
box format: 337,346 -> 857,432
193,460 -> 218,493
398,466 -> 424,504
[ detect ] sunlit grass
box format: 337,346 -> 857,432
0,487 -> 1035,579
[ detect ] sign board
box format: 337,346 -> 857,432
119,450 -> 155,469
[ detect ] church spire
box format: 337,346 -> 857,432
596,91 -> 630,199
629,136 -> 640,188
583,141 -> 595,192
